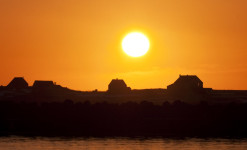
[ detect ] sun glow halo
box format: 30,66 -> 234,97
122,32 -> 150,57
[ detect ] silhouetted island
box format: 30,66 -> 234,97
1,75 -> 246,104
0,75 -> 247,137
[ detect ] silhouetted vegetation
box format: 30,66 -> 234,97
0,100 -> 247,137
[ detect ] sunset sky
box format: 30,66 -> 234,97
0,0 -> 247,90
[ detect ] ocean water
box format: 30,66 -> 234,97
0,136 -> 247,150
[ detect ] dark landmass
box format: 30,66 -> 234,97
1,75 -> 247,104
0,75 -> 247,137
0,100 -> 247,137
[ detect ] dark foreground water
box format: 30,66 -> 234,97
0,137 -> 247,150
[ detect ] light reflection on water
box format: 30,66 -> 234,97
0,136 -> 247,150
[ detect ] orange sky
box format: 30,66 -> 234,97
0,0 -> 247,90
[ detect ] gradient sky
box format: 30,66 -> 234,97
0,0 -> 247,90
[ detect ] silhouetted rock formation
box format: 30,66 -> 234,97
7,77 -> 28,90
107,79 -> 131,94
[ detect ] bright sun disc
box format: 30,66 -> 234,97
122,32 -> 150,57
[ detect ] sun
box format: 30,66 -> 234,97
122,32 -> 150,57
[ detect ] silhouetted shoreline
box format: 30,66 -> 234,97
1,76 -> 247,104
0,100 -> 247,137
1,75 -> 247,137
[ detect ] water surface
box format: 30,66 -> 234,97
0,136 -> 247,150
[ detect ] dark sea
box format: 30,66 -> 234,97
0,136 -> 247,150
